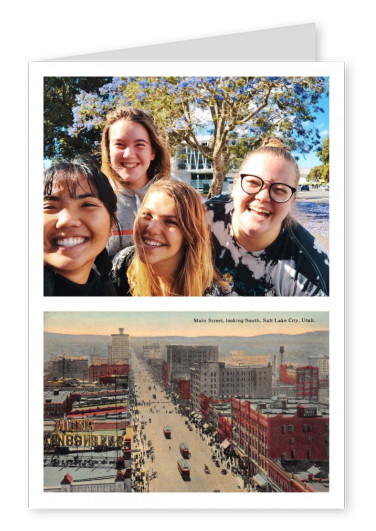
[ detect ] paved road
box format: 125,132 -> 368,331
132,358 -> 245,493
296,189 -> 329,203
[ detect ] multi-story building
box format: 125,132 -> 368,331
177,378 -> 191,400
166,344 -> 219,383
280,363 -> 297,385
143,343 -> 163,360
89,362 -> 130,382
51,356 -> 89,381
296,366 -> 319,402
190,361 -> 272,411
110,328 -> 130,364
232,397 -> 329,484
44,389 -> 78,419
308,355 -> 329,377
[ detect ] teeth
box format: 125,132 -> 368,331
250,207 -> 270,216
122,163 -> 138,168
144,239 -> 164,247
56,237 -> 86,247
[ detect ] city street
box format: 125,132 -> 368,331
131,357 -> 246,492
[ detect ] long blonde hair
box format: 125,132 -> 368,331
127,180 -> 219,296
100,107 -> 171,191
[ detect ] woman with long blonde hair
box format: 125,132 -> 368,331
111,180 -> 224,296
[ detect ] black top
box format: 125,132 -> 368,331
44,266 -> 117,296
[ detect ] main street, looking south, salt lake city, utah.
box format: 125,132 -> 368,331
40,311 -> 333,503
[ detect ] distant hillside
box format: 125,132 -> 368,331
44,330 -> 328,365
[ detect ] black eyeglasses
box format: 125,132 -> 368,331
240,174 -> 296,203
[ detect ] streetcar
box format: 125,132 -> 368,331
163,425 -> 172,439
177,459 -> 191,480
179,441 -> 191,458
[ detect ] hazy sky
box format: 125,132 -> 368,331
44,312 -> 328,337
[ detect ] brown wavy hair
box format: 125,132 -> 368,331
127,180 -> 220,296
101,107 -> 171,191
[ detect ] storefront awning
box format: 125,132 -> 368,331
253,473 -> 267,487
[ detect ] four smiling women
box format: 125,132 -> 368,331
43,109 -> 329,297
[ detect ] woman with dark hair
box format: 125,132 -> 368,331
111,180 -> 224,296
206,137 -> 329,296
43,158 -> 119,296
101,107 -> 171,257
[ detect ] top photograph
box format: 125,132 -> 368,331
43,75 -> 330,297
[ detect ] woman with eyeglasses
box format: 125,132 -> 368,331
206,137 -> 329,296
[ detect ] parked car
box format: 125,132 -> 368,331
300,184 -> 309,191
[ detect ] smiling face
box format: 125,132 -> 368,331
232,153 -> 297,251
109,119 -> 156,190
135,191 -> 185,280
43,174 -> 112,284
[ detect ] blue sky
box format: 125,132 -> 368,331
294,92 -> 329,170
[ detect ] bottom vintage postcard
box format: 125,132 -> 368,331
31,311 -> 343,509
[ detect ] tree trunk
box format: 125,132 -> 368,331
207,152 -> 228,199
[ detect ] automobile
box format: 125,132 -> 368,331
163,425 -> 172,439
300,184 -> 309,191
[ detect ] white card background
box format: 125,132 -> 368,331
29,60 -> 344,510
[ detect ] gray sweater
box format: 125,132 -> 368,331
107,177 -> 159,258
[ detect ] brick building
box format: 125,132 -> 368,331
280,363 -> 297,385
296,366 -> 319,401
177,378 -> 191,400
232,398 -> 329,483
44,389 -> 78,419
89,362 -> 130,382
